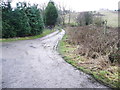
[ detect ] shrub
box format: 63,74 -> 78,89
66,26 -> 118,63
77,12 -> 93,26
93,17 -> 104,27
109,49 -> 120,63
69,23 -> 78,27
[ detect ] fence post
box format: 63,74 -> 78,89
104,20 -> 107,34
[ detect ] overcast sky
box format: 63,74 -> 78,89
11,0 -> 120,12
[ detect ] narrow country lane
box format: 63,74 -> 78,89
1,30 -> 110,88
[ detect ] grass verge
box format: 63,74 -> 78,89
58,34 -> 119,88
1,29 -> 56,42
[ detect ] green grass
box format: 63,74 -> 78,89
92,71 -> 120,88
1,29 -> 56,42
58,34 -> 119,88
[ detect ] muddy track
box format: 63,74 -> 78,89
1,30 -> 110,88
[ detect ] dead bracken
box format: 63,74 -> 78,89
66,26 -> 119,64
61,25 -> 119,88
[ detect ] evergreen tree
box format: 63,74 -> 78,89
2,1 -> 16,38
26,5 -> 44,35
13,2 -> 31,37
2,1 -> 44,38
44,1 -> 58,27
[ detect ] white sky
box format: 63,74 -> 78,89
11,0 -> 120,12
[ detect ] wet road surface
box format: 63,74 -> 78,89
1,30 -> 109,88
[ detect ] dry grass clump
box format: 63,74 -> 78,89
65,26 -> 119,64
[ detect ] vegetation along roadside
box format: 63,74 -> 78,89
1,29 -> 57,42
58,26 -> 119,88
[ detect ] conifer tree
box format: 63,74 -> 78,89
2,1 -> 16,38
44,1 -> 58,27
26,5 -> 44,35
13,2 -> 31,37
2,1 -> 44,38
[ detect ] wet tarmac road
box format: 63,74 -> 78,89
1,30 -> 109,88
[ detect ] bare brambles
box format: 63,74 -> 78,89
66,26 -> 119,64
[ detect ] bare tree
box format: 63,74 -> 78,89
39,3 -> 46,15
76,12 -> 85,26
68,7 -> 72,24
57,3 -> 67,25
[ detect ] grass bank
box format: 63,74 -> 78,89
58,34 -> 119,88
1,29 -> 56,42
